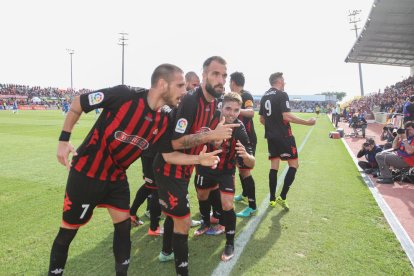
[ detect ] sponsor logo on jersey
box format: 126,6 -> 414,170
175,118 -> 188,133
145,116 -> 153,122
88,92 -> 104,106
114,131 -> 149,150
244,100 -> 254,108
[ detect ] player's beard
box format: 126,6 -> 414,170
205,81 -> 224,98
162,87 -> 179,108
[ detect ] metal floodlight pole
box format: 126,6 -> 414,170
66,49 -> 75,91
348,10 -> 365,97
118,33 -> 128,85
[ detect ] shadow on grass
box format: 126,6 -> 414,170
60,223 -> 177,276
231,207 -> 287,274
58,211 -> 254,276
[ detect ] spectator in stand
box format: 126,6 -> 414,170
357,138 -> 382,174
404,96 -> 414,123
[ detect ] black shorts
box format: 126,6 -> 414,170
194,173 -> 235,194
267,136 -> 298,160
62,169 -> 130,227
238,142 -> 256,170
155,173 -> 190,218
316,111 -> 320,115
141,156 -> 156,189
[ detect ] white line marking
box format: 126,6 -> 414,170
212,126 -> 315,276
341,134 -> 414,267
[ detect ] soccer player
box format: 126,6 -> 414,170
194,92 -> 255,261
259,72 -> 315,210
130,150 -> 162,235
154,56 -> 239,276
185,71 -> 200,92
229,71 -> 258,218
12,99 -> 18,114
48,64 -> 221,276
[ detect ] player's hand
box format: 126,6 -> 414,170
198,145 -> 221,169
235,140 -> 248,159
57,141 -> 78,171
211,116 -> 240,141
308,118 -> 316,126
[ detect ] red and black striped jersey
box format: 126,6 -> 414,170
259,88 -> 293,139
238,90 -> 257,144
72,85 -> 170,181
155,87 -> 217,180
197,111 -> 252,176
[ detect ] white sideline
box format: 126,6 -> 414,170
340,135 -> 414,267
212,126 -> 315,276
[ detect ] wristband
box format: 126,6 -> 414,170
59,131 -> 71,141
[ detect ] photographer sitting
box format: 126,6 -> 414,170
375,121 -> 414,184
380,124 -> 396,150
349,113 -> 367,138
357,138 -> 382,174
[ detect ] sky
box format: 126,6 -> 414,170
0,0 -> 410,101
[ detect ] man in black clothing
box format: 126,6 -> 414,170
154,56 -> 239,276
229,71 -> 258,218
49,64 -> 220,276
194,92 -> 255,261
259,72 -> 315,210
130,150 -> 162,235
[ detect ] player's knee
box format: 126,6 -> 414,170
173,217 -> 191,234
196,189 -> 210,201
239,169 -> 251,178
222,200 -> 233,211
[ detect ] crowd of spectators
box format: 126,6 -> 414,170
289,101 -> 329,113
0,83 -> 92,108
347,76 -> 414,115
0,83 -> 91,98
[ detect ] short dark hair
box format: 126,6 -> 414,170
202,56 -> 226,72
269,72 -> 283,86
185,71 -> 199,82
223,92 -> 242,106
151,64 -> 183,88
409,96 -> 414,102
404,121 -> 414,129
366,138 -> 375,145
230,72 -> 245,87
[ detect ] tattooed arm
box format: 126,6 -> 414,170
171,117 -> 240,150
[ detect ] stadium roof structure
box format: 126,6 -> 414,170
345,0 -> 414,67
